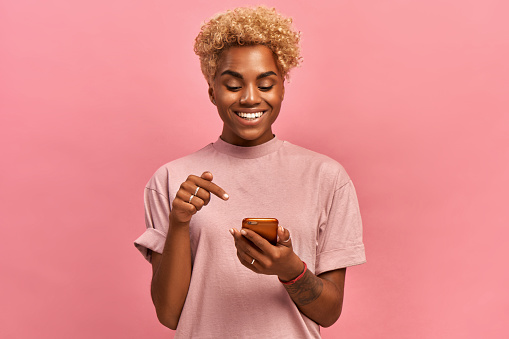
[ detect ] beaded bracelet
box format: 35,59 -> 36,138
279,261 -> 307,285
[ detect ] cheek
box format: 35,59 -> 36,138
216,92 -> 237,106
267,93 -> 283,107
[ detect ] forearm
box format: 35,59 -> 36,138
282,266 -> 345,327
151,217 -> 192,329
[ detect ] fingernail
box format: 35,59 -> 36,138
229,228 -> 234,236
223,193 -> 229,200
280,225 -> 285,232
240,229 -> 247,236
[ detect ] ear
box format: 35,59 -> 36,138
208,84 -> 216,106
281,81 -> 285,101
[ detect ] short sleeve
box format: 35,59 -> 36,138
315,180 -> 366,275
134,184 -> 170,263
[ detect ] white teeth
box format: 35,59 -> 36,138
236,112 -> 264,119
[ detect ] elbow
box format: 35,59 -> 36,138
152,292 -> 180,330
319,312 -> 341,328
155,308 -> 179,330
318,313 -> 341,328
151,284 -> 182,330
318,303 -> 343,328
317,276 -> 344,328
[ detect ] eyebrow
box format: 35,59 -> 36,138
220,70 -> 277,79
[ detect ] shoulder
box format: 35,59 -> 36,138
280,141 -> 351,189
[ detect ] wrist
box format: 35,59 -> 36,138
278,255 -> 305,282
169,214 -> 191,229
279,261 -> 307,285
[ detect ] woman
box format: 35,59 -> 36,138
135,6 -> 366,338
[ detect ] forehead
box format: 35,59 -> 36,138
216,45 -> 280,76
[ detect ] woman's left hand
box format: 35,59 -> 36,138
230,226 -> 305,281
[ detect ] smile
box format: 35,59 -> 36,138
234,111 -> 266,120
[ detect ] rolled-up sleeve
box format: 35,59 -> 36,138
134,184 -> 170,263
315,180 -> 366,275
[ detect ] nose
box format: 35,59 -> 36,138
239,84 -> 261,106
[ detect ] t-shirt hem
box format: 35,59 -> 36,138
315,244 -> 366,275
134,228 -> 167,262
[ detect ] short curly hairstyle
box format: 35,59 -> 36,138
194,6 -> 301,83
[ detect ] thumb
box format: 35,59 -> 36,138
277,225 -> 292,247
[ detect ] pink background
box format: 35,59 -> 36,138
1,0 -> 508,338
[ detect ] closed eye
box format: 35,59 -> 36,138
258,85 -> 274,91
226,85 -> 241,91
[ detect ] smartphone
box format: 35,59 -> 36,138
241,218 -> 279,245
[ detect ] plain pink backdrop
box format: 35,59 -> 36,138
1,0 -> 508,338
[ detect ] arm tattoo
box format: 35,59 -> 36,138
284,269 -> 324,306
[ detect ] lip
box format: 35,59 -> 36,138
233,109 -> 267,113
232,109 -> 268,126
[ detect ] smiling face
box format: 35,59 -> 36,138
208,45 -> 285,147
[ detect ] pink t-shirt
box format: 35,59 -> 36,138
134,136 -> 366,338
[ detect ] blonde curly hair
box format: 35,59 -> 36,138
194,6 -> 301,83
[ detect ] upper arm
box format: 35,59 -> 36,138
318,268 -> 347,310
318,267 -> 346,288
151,251 -> 163,277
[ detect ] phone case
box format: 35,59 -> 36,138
241,218 -> 279,245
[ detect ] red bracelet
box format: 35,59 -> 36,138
279,261 -> 307,285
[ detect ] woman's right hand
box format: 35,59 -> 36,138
170,171 -> 229,225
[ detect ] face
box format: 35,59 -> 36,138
208,45 -> 285,147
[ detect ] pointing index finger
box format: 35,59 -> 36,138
193,175 -> 229,200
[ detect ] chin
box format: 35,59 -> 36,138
237,130 -> 265,141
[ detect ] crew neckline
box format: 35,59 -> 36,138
212,136 -> 284,159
